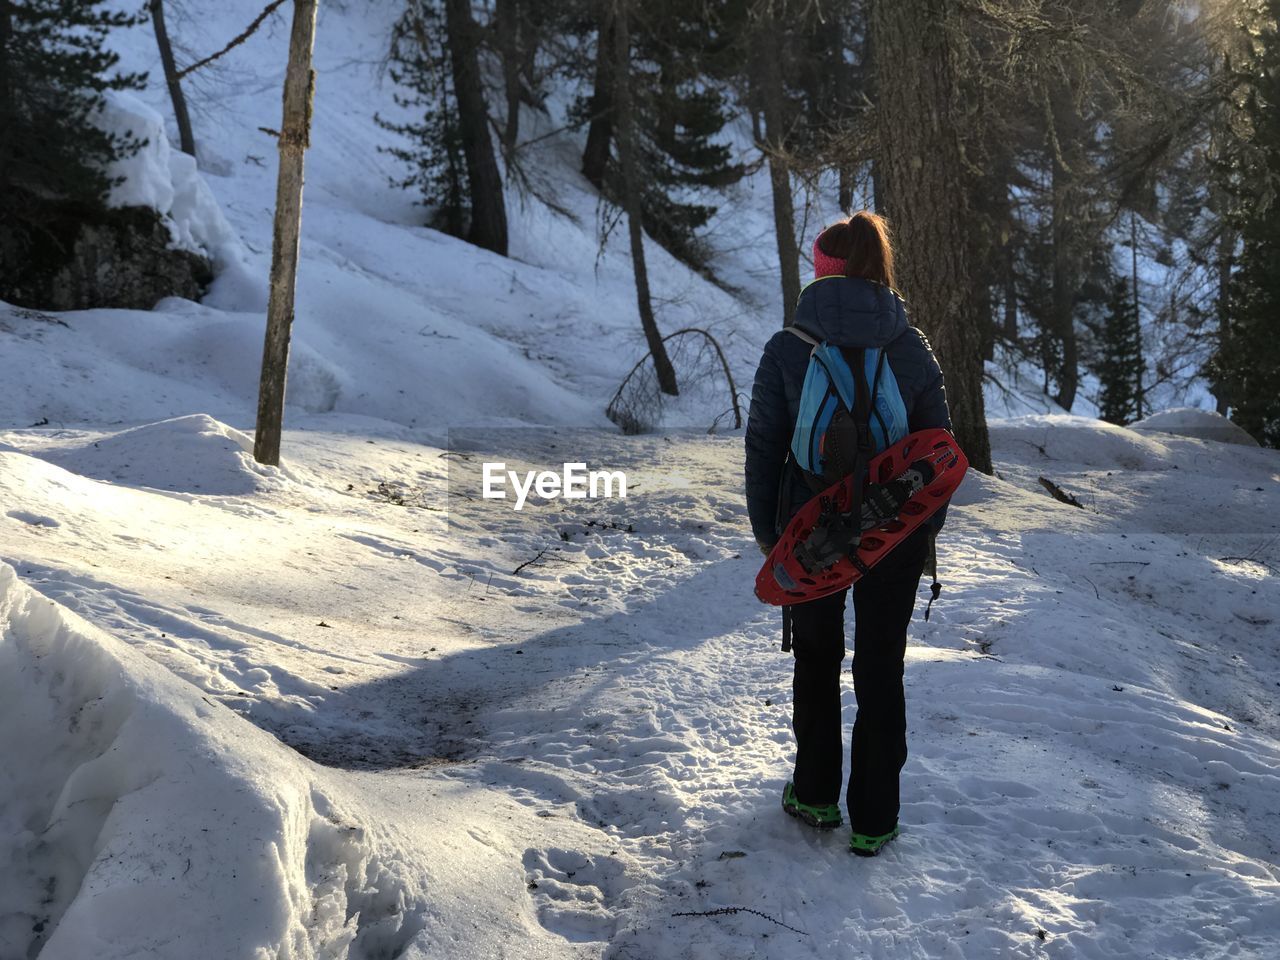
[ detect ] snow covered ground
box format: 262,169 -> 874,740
2,1 -> 1278,957
3,411 -> 1278,958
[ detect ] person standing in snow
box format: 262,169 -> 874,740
744,212 -> 952,856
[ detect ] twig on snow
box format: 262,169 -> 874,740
512,549 -> 550,576
1038,476 -> 1083,508
672,906 -> 807,936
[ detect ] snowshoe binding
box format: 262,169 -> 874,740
781,781 -> 843,830
848,825 -> 900,857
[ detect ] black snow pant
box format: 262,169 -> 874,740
788,527 -> 930,836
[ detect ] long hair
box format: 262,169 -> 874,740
815,211 -> 897,291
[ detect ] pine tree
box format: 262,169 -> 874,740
0,0 -> 146,262
570,0 -> 744,269
375,3 -> 468,237
1214,0 -> 1280,447
1098,277 -> 1144,425
377,0 -> 508,255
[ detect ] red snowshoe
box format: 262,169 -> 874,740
755,428 -> 967,606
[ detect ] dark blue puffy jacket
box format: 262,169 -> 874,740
744,276 -> 952,546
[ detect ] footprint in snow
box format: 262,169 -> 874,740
6,509 -> 60,528
523,847 -> 634,943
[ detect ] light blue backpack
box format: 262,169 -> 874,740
786,326 -> 909,487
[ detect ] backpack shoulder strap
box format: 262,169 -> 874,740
840,346 -> 874,450
785,325 -> 821,349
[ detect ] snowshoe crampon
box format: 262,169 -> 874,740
755,428 -> 967,606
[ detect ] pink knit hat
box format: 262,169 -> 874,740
813,235 -> 846,280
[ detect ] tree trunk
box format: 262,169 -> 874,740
443,0 -> 508,256
1214,222 -> 1236,415
496,0 -> 521,159
755,1 -> 800,327
864,0 -> 883,214
1046,90 -> 1084,413
613,0 -> 677,396
977,271 -> 995,362
581,10 -> 614,190
149,0 -> 195,157
254,0 -> 319,467
0,0 -> 12,188
1002,235 -> 1018,341
870,0 -> 992,474
1049,157 -> 1080,411
1131,212 -> 1144,420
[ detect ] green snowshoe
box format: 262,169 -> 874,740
781,781 -> 843,830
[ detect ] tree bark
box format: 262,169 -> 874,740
870,0 -> 992,474
150,0 -> 195,157
443,0 -> 508,256
581,10 -> 614,190
1130,212 -> 1144,420
1214,222 -> 1235,415
613,0 -> 678,396
1049,156 -> 1080,411
1002,234 -> 1018,342
1046,89 -> 1085,412
496,0 -> 521,159
755,1 -> 800,327
254,0 -> 318,467
864,0 -> 883,214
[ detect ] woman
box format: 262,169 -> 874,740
744,211 -> 951,856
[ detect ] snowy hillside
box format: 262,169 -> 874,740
2,1 -> 1279,958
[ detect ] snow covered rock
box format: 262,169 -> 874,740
1130,407 -> 1260,446
101,92 -> 246,276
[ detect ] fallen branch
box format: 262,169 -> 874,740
1038,476 -> 1083,508
672,906 -> 806,936
512,549 -> 549,576
176,0 -> 288,79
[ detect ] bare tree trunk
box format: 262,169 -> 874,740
863,0 -> 883,214
496,0 -> 521,159
755,1 -> 800,328
870,0 -> 992,473
1131,212 -> 1144,420
444,0 -> 508,256
613,0 -> 677,396
1214,222 -> 1235,415
254,0 -> 318,467
1046,90 -> 1084,412
581,9 -> 614,190
149,0 -> 195,157
977,272 -> 995,362
1049,158 -> 1080,411
1002,236 -> 1018,341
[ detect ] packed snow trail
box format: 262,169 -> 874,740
1,414 -> 1278,958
